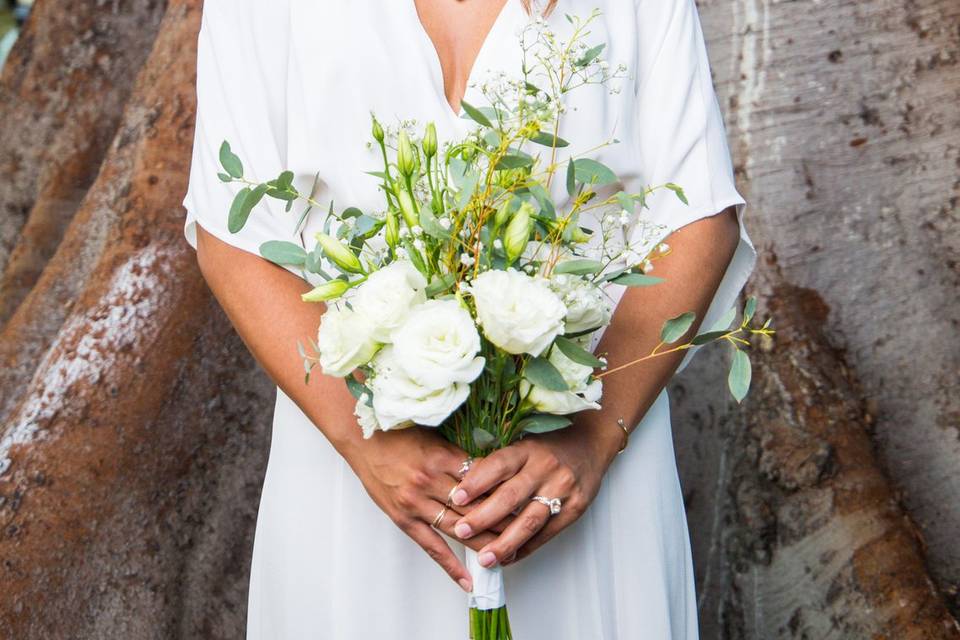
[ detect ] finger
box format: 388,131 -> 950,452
453,472 -> 538,540
512,516 -> 565,563
473,500 -> 552,568
452,447 -> 528,507
429,501 -> 498,552
405,521 -> 474,593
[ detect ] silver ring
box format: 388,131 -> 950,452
532,495 -> 562,516
458,457 -> 474,478
431,506 -> 448,529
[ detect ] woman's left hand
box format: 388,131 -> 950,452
449,424 -> 621,568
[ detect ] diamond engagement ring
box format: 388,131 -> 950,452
458,457 -> 474,478
532,495 -> 562,516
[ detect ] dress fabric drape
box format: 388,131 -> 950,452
181,1 -> 756,638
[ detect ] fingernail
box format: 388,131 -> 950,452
457,578 -> 473,593
478,551 -> 497,568
453,489 -> 469,506
454,522 -> 473,539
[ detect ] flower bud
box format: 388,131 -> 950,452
385,210 -> 400,248
315,232 -> 364,274
503,201 -> 534,264
397,130 -> 415,177
301,278 -> 350,302
371,116 -> 385,144
422,122 -> 437,158
494,197 -> 513,229
397,189 -> 420,229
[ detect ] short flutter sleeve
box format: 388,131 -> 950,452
617,0 -> 757,373
180,0 -> 303,278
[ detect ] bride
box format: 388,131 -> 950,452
181,0 -> 755,637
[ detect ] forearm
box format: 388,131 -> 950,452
194,225 -> 365,459
580,206 -> 742,462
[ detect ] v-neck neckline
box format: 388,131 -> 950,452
409,0 -> 515,119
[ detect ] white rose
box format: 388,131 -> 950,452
316,306 -> 380,377
469,269 -> 566,356
550,273 -> 611,334
391,300 -> 485,389
368,346 -> 470,429
521,346 -> 603,414
354,394 -> 393,439
351,260 -> 427,342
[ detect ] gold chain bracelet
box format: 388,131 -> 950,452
615,417 -> 630,455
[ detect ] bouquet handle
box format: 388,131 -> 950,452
465,547 -> 506,610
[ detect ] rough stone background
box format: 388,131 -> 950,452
0,0 -> 957,638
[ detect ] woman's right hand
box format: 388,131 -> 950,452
344,426 -> 499,593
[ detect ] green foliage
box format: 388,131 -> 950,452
660,311 -> 697,344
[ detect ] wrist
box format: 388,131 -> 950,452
574,418 -> 624,469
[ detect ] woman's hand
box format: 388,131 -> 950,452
449,424 -> 622,568
344,426 -> 502,592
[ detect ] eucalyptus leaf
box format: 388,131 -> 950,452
709,306 -> 737,332
345,376 -> 368,402
276,170 -> 294,190
554,336 -> 605,368
524,357 -> 568,391
611,273 -> 664,287
728,349 -> 752,403
518,414 -> 572,434
495,153 -> 534,170
573,158 -> 617,185
660,311 -> 696,344
418,206 -> 452,240
565,158 -> 577,197
529,131 -> 570,148
691,330 -> 729,346
472,428 -> 497,449
459,99 -> 492,127
259,240 -> 308,266
575,43 -> 605,67
554,259 -> 604,275
219,140 -> 243,178
743,296 -> 757,324
341,206 -> 363,219
615,191 -> 634,214
425,273 -> 456,297
227,187 -> 252,233
528,184 -> 556,219
665,183 -> 688,205
217,172 -> 233,183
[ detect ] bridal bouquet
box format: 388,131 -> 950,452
216,10 -> 771,639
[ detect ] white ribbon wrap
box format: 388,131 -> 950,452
465,547 -> 506,610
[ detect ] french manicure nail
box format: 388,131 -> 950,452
478,551 -> 497,568
454,522 -> 473,539
458,578 -> 473,593
453,489 -> 469,506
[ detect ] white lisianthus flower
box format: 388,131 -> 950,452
550,273 -> 611,334
351,260 -> 427,342
368,346 -> 471,429
316,306 -> 379,377
354,394 -> 387,439
391,300 -> 485,390
469,269 -> 566,356
520,346 -> 602,414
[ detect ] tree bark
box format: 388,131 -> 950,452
677,0 -> 960,636
0,0 -> 957,638
0,0 -> 168,327
0,2 -> 272,637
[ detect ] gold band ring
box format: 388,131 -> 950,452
445,483 -> 461,508
431,506 -> 448,529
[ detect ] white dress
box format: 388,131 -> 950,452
180,1 -> 756,638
